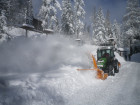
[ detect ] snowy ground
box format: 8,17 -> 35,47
0,35 -> 140,105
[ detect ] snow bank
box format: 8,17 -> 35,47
115,52 -> 125,63
8,27 -> 44,38
7,27 -> 25,37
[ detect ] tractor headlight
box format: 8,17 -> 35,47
97,65 -> 104,67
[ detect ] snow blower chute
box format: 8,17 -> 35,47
77,46 -> 121,80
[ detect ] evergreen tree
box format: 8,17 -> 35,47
105,10 -> 112,39
39,0 -> 61,30
24,0 -> 34,25
122,0 -> 140,46
0,0 -> 7,13
83,23 -> 91,43
0,0 -> 34,26
6,0 -> 20,26
112,20 -> 122,47
61,0 -> 74,35
39,0 -> 51,30
74,0 -> 85,38
93,8 -> 106,44
54,16 -> 61,33
91,7 -> 97,43
51,0 -> 61,30
0,10 -> 7,41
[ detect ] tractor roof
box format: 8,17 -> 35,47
97,46 -> 114,50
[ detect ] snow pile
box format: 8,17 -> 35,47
7,27 -> 43,37
7,27 -> 25,37
115,52 -> 125,63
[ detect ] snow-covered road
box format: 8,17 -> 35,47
0,36 -> 140,105
68,61 -> 140,105
1,55 -> 140,105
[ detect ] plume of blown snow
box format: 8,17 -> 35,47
0,35 -> 90,74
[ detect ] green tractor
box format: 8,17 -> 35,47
97,46 -> 120,76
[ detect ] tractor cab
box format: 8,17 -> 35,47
97,47 -> 115,60
97,46 -> 116,74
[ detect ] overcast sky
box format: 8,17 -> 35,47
32,0 -> 128,24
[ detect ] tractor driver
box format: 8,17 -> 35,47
103,53 -> 109,58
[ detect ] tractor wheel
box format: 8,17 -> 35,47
108,65 -> 115,76
114,62 -> 119,73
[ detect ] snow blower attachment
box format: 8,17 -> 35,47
77,46 -> 121,80
77,54 -> 108,80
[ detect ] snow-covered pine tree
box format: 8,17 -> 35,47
83,23 -> 91,43
0,0 -> 7,13
50,0 -> 61,31
16,1 -> 26,25
55,16 -> 61,33
122,0 -> 140,46
92,7 -> 97,30
0,10 -> 7,41
112,20 -> 122,47
93,8 -> 106,44
0,0 -> 34,27
38,0 -> 50,29
24,0 -> 34,25
105,10 -> 112,39
91,7 -> 97,44
61,0 -> 74,35
6,0 -> 20,26
0,0 -> 9,25
39,0 -> 61,30
74,0 -> 85,38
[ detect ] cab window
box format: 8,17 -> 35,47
110,50 -> 114,57
102,50 -> 106,56
106,50 -> 110,55
97,50 -> 102,58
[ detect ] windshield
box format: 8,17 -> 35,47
97,49 -> 112,60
